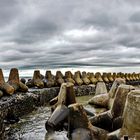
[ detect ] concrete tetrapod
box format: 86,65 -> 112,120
110,85 -> 135,119
102,73 -> 110,83
89,73 -> 98,85
0,69 -> 14,95
27,70 -> 44,88
95,81 -> 107,95
88,78 -> 125,108
95,72 -> 103,82
55,71 -> 64,86
74,71 -> 83,86
81,72 -> 90,85
65,71 -> 75,84
8,68 -> 20,91
8,68 -> 28,92
88,94 -> 109,108
44,71 -> 55,88
68,103 -> 108,140
108,78 -> 126,109
90,85 -> 135,132
47,82 -> 95,133
120,90 -> 140,139
107,73 -> 114,83
107,89 -> 140,140
46,82 -> 76,132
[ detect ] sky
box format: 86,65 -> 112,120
0,0 -> 140,74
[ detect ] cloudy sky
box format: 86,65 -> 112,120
0,0 -> 140,72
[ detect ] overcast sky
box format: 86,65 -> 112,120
0,0 -> 140,72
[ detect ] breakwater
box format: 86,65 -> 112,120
0,68 -> 140,140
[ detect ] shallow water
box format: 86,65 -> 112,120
5,95 -> 95,140
5,107 -> 51,140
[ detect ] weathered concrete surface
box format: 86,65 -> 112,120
89,84 -> 135,132
120,90 -> 140,138
95,81 -> 107,95
0,85 -> 96,140
110,85 -> 135,118
88,94 -> 109,108
0,82 -> 139,140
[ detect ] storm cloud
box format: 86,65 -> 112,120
0,0 -> 140,72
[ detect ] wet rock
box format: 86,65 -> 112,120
26,79 -> 34,88
0,69 -> 15,95
120,90 -> 140,137
0,110 -> 4,140
88,94 -> 109,108
19,82 -> 28,92
20,78 -> 26,84
0,92 -> 38,137
74,85 -> 95,96
95,81 -> 107,95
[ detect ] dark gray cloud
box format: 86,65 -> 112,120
0,0 -> 140,72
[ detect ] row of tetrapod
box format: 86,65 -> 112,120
26,70 -> 140,88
